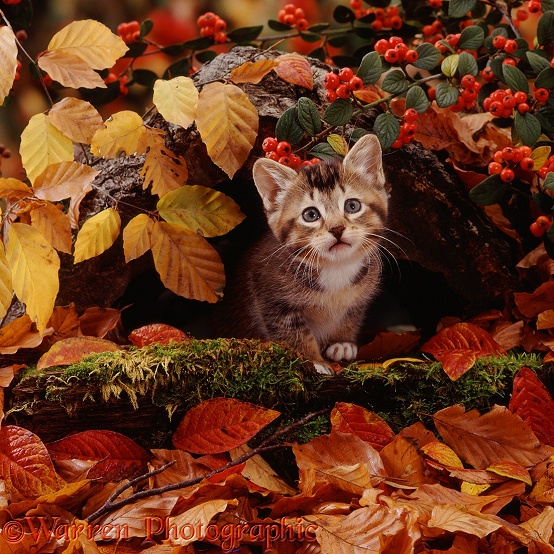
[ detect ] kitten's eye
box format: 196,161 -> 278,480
302,207 -> 321,222
344,199 -> 362,214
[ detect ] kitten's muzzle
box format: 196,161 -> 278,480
329,225 -> 345,239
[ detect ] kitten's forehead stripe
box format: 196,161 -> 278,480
301,160 -> 342,191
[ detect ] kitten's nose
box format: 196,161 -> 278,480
329,225 -> 345,239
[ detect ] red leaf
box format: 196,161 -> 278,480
128,323 -> 190,347
509,367 -> 554,446
47,430 -> 151,482
274,53 -> 313,90
172,398 -> 280,454
79,306 -> 121,338
514,281 -> 554,319
357,330 -> 421,360
330,402 -> 394,450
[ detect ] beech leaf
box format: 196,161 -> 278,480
421,440 -> 465,469
37,50 -> 107,89
90,110 -> 146,158
0,246 -> 13,320
123,213 -> 154,262
79,306 -> 121,338
196,82 -> 258,178
153,76 -> 198,129
0,26 -> 18,105
128,323 -> 189,347
0,177 -> 32,200
0,315 -> 44,355
30,202 -> 73,254
172,397 -> 280,454
48,98 -> 103,144
274,53 -> 313,89
33,161 -> 100,202
229,59 -> 279,84
428,505 -> 503,538
73,208 -> 121,263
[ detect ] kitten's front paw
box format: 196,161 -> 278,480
326,342 -> 358,362
313,362 -> 336,375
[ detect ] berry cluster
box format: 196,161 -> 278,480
105,72 -> 130,96
277,3 -> 309,31
391,108 -> 419,148
527,0 -> 543,14
117,21 -> 141,43
197,12 -> 227,43
487,145 -> 535,182
450,74 -> 481,112
262,138 -> 319,169
323,68 -> 362,102
350,2 -> 403,30
537,153 -> 554,180
374,37 -> 418,64
483,89 -> 532,118
422,20 -> 444,43
530,216 -> 550,238
491,35 -> 518,55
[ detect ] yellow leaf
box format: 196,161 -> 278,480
49,98 -> 103,144
90,111 -> 146,158
140,131 -> 188,196
0,178 -> 32,200
461,482 -> 490,495
30,203 -> 72,254
0,246 -> 13,320
151,221 -> 225,303
274,53 -> 313,90
38,50 -> 106,89
73,208 -> 121,263
531,146 -> 551,170
123,214 -> 154,262
196,82 -> 258,178
229,59 -> 279,84
420,441 -> 465,469
0,26 -> 18,105
46,19 -> 128,70
33,161 -> 99,202
6,223 -> 60,333
157,185 -> 245,238
20,114 -> 74,185
153,76 -> 198,129
328,133 -> 348,156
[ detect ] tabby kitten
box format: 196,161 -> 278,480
219,134 -> 388,374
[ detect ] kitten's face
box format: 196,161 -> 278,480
252,134 -> 388,264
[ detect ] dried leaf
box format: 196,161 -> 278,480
38,49 -> 106,89
358,330 -> 421,360
514,282 -> 554,319
421,441 -> 464,469
6,223 -> 60,334
37,336 -> 120,369
486,461 -> 532,485
49,97 -> 103,144
0,26 -> 18,105
172,398 -> 280,454
0,177 -> 32,200
230,59 -> 279,84
128,323 -> 189,347
150,449 -> 207,489
29,202 -> 72,254
34,161 -> 99,203
537,309 -> 554,330
73,208 -> 121,263
90,110 -> 146,158
428,505 -> 504,538
153,76 -> 198,129
48,304 -> 80,339
0,315 -> 44,355
274,53 -> 313,90
196,82 -> 258,178
150,221 -> 225,303
79,307 -> 121,338
122,214 -> 154,262
380,435 -> 430,488
0,245 -> 13,320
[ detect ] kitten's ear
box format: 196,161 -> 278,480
343,134 -> 385,185
252,157 -> 298,211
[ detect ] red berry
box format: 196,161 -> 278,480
538,167 -> 551,179
404,108 -> 419,122
391,137 -> 403,148
284,3 -> 296,14
492,35 -> 507,49
384,49 -> 399,63
266,151 -> 280,161
214,32 -> 227,43
488,162 -> 503,175
350,0 -> 363,8
429,0 -> 443,7
283,14 -> 296,26
404,50 -> 419,64
502,147 -> 516,161
481,67 -> 496,82
461,88 -> 478,102
276,141 -> 292,156
520,146 -> 532,157
530,222 -> 546,237
427,87 -> 436,100
514,91 -> 528,104
279,156 -> 292,166
460,75 -> 476,89
500,167 -> 515,182
538,216 -> 551,228
390,16 -> 403,29
502,57 -> 517,66
336,84 -> 352,98
296,18 -> 309,31
493,151 -> 504,163
290,154 -> 302,169
371,19 -> 383,30
489,101 -> 503,115
214,19 -> 227,32
374,39 -> 391,55
325,90 -> 338,103
395,43 -> 409,61
349,76 -> 363,91
535,88 -> 550,102
502,95 -> 517,109
389,36 -> 403,47
504,40 -> 518,54
517,103 -> 530,114
516,8 -> 529,20
519,157 -> 535,171
528,1 -> 542,13
324,72 -> 340,90
262,137 -> 278,152
277,9 -> 287,22
295,7 -> 305,18
338,67 -> 354,82
402,122 -> 417,136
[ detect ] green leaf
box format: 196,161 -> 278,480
542,0 -> 554,11
526,51 -> 552,74
163,58 -> 190,79
160,44 -> 187,56
196,50 -> 216,64
535,68 -> 554,90
537,107 -> 554,135
333,5 -> 355,23
299,31 -> 322,42
181,37 -> 213,50
297,97 -> 322,137
131,69 -> 157,87
406,86 -> 430,114
227,25 -> 263,42
349,128 -> 369,143
458,51 -> 478,76
469,175 -> 507,205
310,142 -> 342,160
308,23 -> 330,32
538,12 -> 554,47
412,43 -> 441,70
357,51 -> 382,85
544,173 -> 554,192
449,0 -> 477,18
140,19 -> 154,38
323,99 -> 353,126
381,70 -> 408,95
374,113 -> 400,150
441,54 -> 459,78
276,106 -> 304,146
502,65 -> 529,94
435,82 -> 460,108
514,112 -> 542,146
458,26 -> 484,50
267,19 -> 293,31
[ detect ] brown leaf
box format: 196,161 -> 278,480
172,398 -> 280,454
230,59 -> 279,84
150,449 -> 208,489
357,330 -> 421,360
37,336 -> 121,370
428,504 -> 505,539
274,53 -> 313,90
514,281 -> 554,319
490,320 -> 524,351
486,461 -> 532,485
433,404 -> 552,469
79,306 -> 121,338
380,435 -> 430,488
330,402 -> 394,450
128,323 -> 190,347
48,303 -> 80,339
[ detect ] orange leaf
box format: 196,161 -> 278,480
358,330 -> 421,360
0,425 -> 64,501
37,336 -> 121,370
421,440 -> 465,469
380,435 -> 430,488
353,85 -> 383,104
172,398 -> 281,454
509,367 -> 554,446
0,314 -> 45,355
79,306 -> 121,338
230,59 -> 279,84
48,304 -> 80,339
47,430 -> 150,482
128,323 -> 190,347
274,53 -> 313,90
330,402 -> 394,450
514,281 -> 554,319
486,461 -> 532,485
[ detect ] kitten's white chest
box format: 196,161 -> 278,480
317,259 -> 365,291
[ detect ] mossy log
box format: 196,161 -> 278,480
5,339 -> 550,447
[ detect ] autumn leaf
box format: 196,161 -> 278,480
428,505 -> 504,538
153,76 -> 198,129
433,404 -> 551,469
486,461 -> 532,485
0,425 -> 64,501
33,161 -> 99,203
20,113 -> 74,185
0,177 -> 32,200
196,82 -> 258,178
79,307 -> 121,337
380,435 -> 430,488
73,208 -> 121,263
47,304 -> 80,339
122,214 -> 154,262
274,53 -> 313,90
46,19 -> 128,70
358,330 -> 421,360
0,246 -> 12,320
0,315 -> 45,355
514,281 -> 554,319
49,98 -> 103,144
90,110 -> 146,158
330,402 -> 394,450
38,49 -> 107,89
229,59 -> 279,84
509,367 -> 554,446
29,202 -> 72,254
47,430 -> 150,482
0,26 -> 18,105
421,441 -> 464,469
128,323 -> 189,347
6,223 -> 60,334
172,397 -> 280,454
150,221 -> 225,303
157,185 -> 246,238
37,336 -> 121,369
